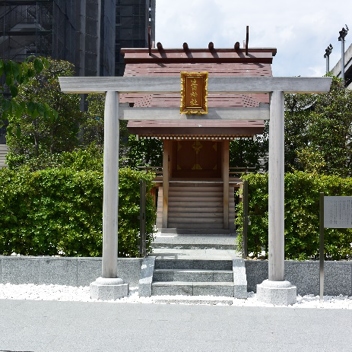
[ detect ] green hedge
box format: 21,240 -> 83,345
236,172 -> 352,260
0,167 -> 156,257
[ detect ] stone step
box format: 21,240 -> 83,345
151,281 -> 235,297
168,200 -> 223,208
168,212 -> 222,217
168,190 -> 222,197
167,206 -> 224,213
168,220 -> 224,228
154,259 -> 233,271
169,196 -> 223,202
152,296 -> 234,306
153,269 -> 233,283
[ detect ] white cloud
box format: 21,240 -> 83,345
155,0 -> 352,77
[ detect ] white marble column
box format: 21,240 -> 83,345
90,91 -> 128,300
102,90 -> 119,278
256,91 -> 296,305
268,90 -> 285,281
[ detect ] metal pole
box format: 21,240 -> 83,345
341,38 -> 345,83
324,44 -> 333,75
319,192 -> 325,301
140,179 -> 146,257
338,26 -> 349,84
242,180 -> 248,259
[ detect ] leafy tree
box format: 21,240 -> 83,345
82,92 -> 163,169
124,135 -> 162,169
5,58 -> 83,169
229,123 -> 269,171
284,77 -> 352,177
305,78 -> 352,176
284,92 -> 317,172
81,93 -> 105,148
0,57 -> 53,128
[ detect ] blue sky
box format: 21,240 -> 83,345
155,0 -> 351,77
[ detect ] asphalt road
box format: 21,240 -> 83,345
0,299 -> 351,352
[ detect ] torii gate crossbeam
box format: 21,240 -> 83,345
60,76 -> 332,304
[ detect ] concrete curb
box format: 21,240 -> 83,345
138,256 -> 155,297
233,259 -> 248,299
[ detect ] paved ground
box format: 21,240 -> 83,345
1,299 -> 352,352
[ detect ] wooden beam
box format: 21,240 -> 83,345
59,76 -> 332,94
119,105 -> 270,120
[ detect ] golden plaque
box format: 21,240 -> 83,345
180,71 -> 208,114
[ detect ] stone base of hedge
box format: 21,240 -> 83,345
1,256 -> 351,297
0,256 -> 142,287
246,260 -> 352,296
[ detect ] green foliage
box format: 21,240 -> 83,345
230,123 -> 268,170
236,172 -> 352,260
5,58 -> 83,169
16,144 -> 104,172
0,57 -> 52,125
118,168 -> 156,257
81,93 -> 161,169
125,135 -> 162,169
81,93 -> 105,148
0,166 -> 156,257
284,77 -> 352,176
284,92 -> 317,172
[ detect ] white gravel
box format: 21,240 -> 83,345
0,283 -> 351,308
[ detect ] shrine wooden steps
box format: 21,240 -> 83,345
156,182 -> 235,232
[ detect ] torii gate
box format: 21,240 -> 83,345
59,76 -> 332,305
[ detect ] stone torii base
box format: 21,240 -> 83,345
257,280 -> 297,305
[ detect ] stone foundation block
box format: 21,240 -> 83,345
90,277 -> 129,300
256,279 -> 297,306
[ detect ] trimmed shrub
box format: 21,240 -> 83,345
236,172 -> 352,260
0,167 -> 155,257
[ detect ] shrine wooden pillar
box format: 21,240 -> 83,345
162,140 -> 172,228
222,140 -> 230,229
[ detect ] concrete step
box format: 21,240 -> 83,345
151,281 -> 235,297
155,259 -> 233,271
152,296 -> 234,305
153,269 -> 233,283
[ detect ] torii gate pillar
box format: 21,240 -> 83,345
256,91 -> 296,305
90,91 -> 129,300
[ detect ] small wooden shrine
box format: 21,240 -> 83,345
121,43 -> 277,233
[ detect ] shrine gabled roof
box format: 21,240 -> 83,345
122,46 -> 276,137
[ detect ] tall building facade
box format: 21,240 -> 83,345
0,0 -> 155,77
0,0 -> 155,155
115,0 -> 155,76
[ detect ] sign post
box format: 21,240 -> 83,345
319,193 -> 325,301
320,195 -> 352,301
